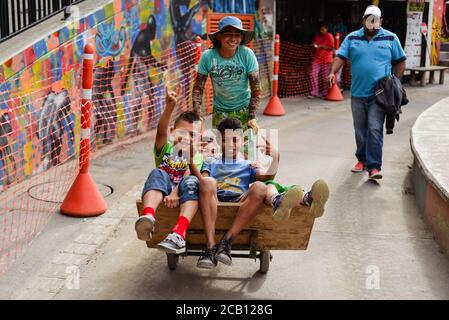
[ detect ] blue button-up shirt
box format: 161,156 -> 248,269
337,27 -> 406,98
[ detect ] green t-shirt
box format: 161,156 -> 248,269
197,45 -> 259,112
154,141 -> 203,185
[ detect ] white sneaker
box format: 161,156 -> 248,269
157,232 -> 186,254
272,186 -> 303,221
307,179 -> 330,218
135,215 -> 155,241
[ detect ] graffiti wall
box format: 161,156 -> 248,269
0,0 -> 211,191
431,0 -> 446,65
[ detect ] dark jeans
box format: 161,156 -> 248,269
217,192 -> 246,203
142,168 -> 199,204
351,96 -> 386,171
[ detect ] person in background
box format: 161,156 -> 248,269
332,14 -> 349,90
308,21 -> 335,99
328,5 -> 406,181
332,14 -> 348,40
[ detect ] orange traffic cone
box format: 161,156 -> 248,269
325,83 -> 344,101
263,95 -> 285,116
60,172 -> 107,217
264,34 -> 285,116
60,43 -> 107,217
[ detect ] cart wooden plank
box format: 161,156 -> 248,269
136,199 -> 316,251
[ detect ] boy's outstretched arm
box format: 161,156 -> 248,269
248,71 -> 261,120
192,74 -> 208,116
255,136 -> 280,181
155,87 -> 178,154
188,161 -> 201,180
188,143 -> 210,180
247,71 -> 262,134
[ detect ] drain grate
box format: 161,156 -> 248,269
27,181 -> 113,203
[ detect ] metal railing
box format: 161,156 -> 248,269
0,0 -> 85,43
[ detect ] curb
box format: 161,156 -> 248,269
410,97 -> 449,258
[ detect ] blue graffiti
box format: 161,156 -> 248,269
124,7 -> 140,45
60,113 -> 75,157
0,84 -> 11,111
121,93 -> 133,130
50,53 -> 63,81
74,36 -> 85,61
155,3 -> 168,40
0,111 -> 16,189
38,90 -> 75,168
95,21 -> 126,57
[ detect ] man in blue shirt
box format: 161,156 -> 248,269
328,5 -> 406,180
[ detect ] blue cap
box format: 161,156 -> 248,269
208,16 -> 254,45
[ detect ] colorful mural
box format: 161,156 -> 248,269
0,110 -> 17,190
431,0 -> 446,65
38,89 -> 75,168
0,0 -> 211,191
95,21 -> 126,57
170,0 -> 211,44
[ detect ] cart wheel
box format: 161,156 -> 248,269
166,253 -> 179,271
259,250 -> 271,273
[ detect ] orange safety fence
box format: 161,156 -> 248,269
0,65 -> 80,275
0,36 -> 199,274
0,36 -> 274,275
278,39 -> 351,98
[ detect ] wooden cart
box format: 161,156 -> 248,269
136,200 -> 316,273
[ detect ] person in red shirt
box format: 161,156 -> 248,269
309,22 -> 335,98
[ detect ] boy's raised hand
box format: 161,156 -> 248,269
257,136 -> 279,159
250,161 -> 262,168
247,119 -> 259,134
166,87 -> 178,109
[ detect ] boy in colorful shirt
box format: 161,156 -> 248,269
189,118 -> 330,269
135,88 -> 202,254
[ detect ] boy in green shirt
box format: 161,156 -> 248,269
192,15 -> 260,133
135,88 -> 202,254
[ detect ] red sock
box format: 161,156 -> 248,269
172,216 -> 190,239
143,207 -> 155,218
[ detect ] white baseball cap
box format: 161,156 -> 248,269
364,5 -> 382,18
